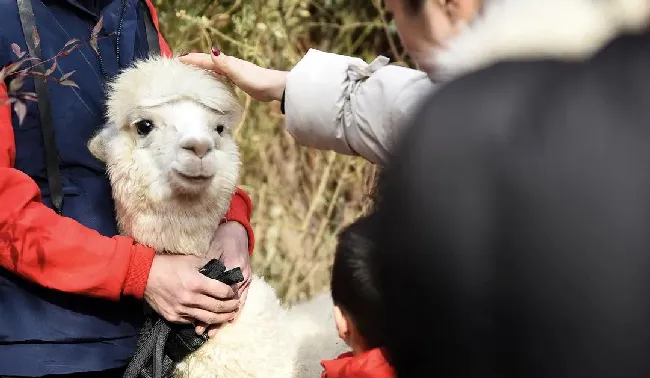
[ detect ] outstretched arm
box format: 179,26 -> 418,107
179,49 -> 435,164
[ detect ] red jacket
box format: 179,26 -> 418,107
0,0 -> 254,302
321,349 -> 396,378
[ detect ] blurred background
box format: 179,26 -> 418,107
155,0 -> 412,304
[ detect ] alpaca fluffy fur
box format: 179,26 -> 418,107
432,0 -> 650,81
89,57 -> 242,256
88,56 -> 349,378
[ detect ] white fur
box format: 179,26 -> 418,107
88,56 -> 349,377
432,0 -> 650,81
176,283 -> 349,378
89,56 -> 241,256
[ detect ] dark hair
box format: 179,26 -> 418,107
405,0 -> 426,12
331,213 -> 385,349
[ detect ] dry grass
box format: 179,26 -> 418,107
155,0 -> 407,304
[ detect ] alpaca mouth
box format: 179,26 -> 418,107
173,170 -> 213,182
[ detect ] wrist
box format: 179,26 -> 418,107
123,244 -> 156,299
216,221 -> 249,253
267,70 -> 288,102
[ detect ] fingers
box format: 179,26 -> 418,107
178,52 -> 237,77
196,275 -> 237,299
186,308 -> 236,326
196,322 -> 226,338
210,53 -> 252,80
195,322 -> 207,335
192,293 -> 239,314
178,53 -> 216,71
207,326 -> 221,338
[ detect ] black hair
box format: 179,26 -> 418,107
405,0 -> 426,12
330,213 -> 385,349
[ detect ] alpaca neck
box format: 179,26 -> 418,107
114,191 -> 232,256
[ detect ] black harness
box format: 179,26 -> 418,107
123,259 -> 244,378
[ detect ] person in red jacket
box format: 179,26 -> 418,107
0,0 -> 254,376
321,214 -> 395,378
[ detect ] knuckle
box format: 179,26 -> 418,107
173,304 -> 186,315
179,293 -> 192,305
185,277 -> 201,292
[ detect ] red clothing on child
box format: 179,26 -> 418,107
320,349 -> 395,378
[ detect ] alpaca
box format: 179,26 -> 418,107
88,56 -> 349,378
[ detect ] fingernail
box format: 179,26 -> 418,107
179,51 -> 189,57
211,46 -> 221,56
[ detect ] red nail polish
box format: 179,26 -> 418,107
211,46 -> 221,56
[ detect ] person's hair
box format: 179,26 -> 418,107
331,213 -> 385,349
405,0 -> 426,12
404,0 -> 492,14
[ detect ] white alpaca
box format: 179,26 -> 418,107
88,56 -> 349,378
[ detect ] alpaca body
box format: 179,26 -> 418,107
175,279 -> 349,378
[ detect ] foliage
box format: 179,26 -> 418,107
0,2 -> 406,304
0,17 -> 106,124
155,0 -> 407,303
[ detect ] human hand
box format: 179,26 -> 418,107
144,254 -> 239,326
179,49 -> 287,103
195,221 -> 252,338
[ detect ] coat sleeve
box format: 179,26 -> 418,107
0,82 -> 156,301
284,49 -> 436,164
145,0 -> 255,253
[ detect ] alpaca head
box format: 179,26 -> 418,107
89,56 -> 242,203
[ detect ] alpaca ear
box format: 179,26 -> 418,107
88,124 -> 115,162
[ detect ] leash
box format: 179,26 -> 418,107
123,259 -> 244,378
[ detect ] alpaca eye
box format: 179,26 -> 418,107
135,119 -> 154,136
215,124 -> 225,135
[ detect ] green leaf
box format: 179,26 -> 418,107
92,16 -> 104,38
11,43 -> 25,59
90,37 -> 99,55
60,70 -> 76,81
8,74 -> 25,93
90,16 -> 103,55
60,80 -> 80,89
63,38 -> 80,49
44,61 -> 57,76
3,61 -> 25,77
32,26 -> 40,49
13,100 -> 27,125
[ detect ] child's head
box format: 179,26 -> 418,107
331,214 -> 385,354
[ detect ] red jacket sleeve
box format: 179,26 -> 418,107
0,83 -> 155,301
144,0 -> 256,254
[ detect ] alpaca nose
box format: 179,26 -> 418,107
180,136 -> 213,158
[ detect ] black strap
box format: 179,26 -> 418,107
123,259 -> 245,378
15,0 -> 163,216
140,0 -> 160,56
17,0 -> 64,214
